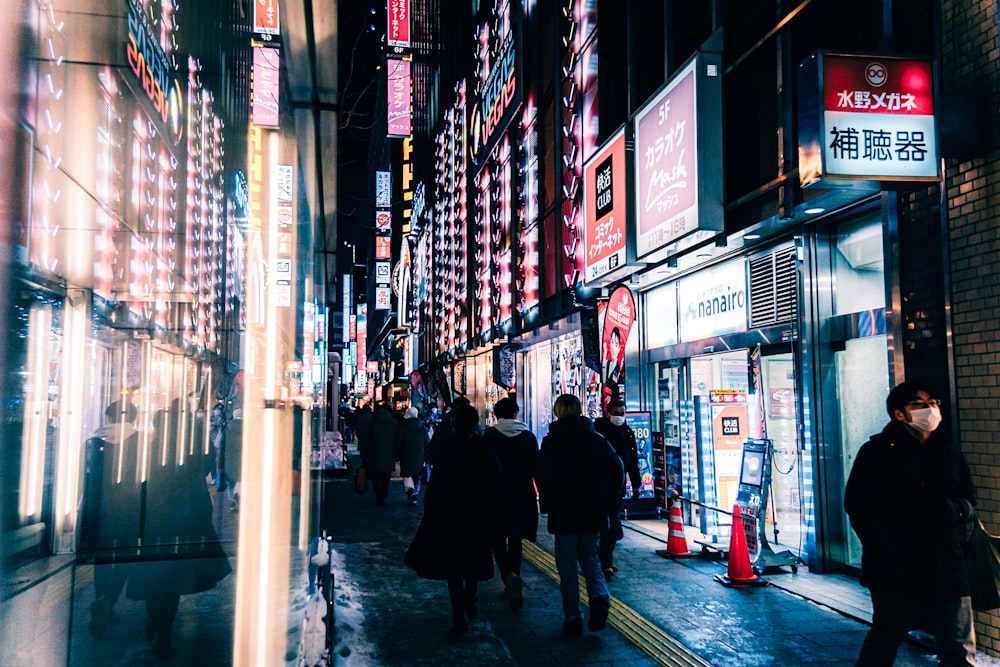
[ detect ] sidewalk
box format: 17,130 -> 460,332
322,455 -> 997,666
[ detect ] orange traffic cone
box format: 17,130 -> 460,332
655,499 -> 697,559
714,505 -> 767,587
665,501 -> 693,556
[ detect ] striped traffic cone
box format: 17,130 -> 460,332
656,499 -> 696,559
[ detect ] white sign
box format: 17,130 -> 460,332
376,171 -> 391,207
678,259 -> 748,343
375,286 -> 392,310
274,259 -> 292,281
277,165 -> 293,204
375,261 -> 391,285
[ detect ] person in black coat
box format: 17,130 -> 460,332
594,398 -> 642,579
127,403 -> 231,658
537,394 -> 623,638
844,380 -> 976,667
484,396 -> 539,611
83,400 -> 141,638
404,404 -> 500,638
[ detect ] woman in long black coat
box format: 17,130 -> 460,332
404,404 -> 501,638
128,403 -> 231,657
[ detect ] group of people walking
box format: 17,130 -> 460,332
392,393 -> 639,640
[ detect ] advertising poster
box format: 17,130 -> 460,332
600,286 -> 636,410
625,411 -> 655,498
709,389 -> 748,512
583,128 -> 628,283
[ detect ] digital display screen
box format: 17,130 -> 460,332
740,449 -> 765,488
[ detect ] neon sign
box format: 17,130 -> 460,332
126,1 -> 182,134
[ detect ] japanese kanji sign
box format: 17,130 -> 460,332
633,53 -> 724,261
799,53 -> 939,186
583,127 -> 628,284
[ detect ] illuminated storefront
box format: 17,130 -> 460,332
1,2 -> 330,665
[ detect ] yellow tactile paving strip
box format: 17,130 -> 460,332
522,540 -> 715,667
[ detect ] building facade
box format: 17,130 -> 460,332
363,0 -> 1000,650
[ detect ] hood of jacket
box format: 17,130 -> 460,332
493,418 -> 528,438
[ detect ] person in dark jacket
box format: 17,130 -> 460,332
484,396 -> 539,611
127,402 -> 231,658
537,394 -> 623,638
83,399 -> 141,638
398,406 -> 428,506
360,403 -> 399,507
844,380 -> 976,667
354,401 -> 373,453
594,398 -> 641,579
404,404 -> 501,638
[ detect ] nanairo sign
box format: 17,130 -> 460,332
798,52 -> 939,186
678,259 -> 748,343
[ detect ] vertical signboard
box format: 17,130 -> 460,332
633,53 -> 723,261
798,53 -> 939,186
252,46 -> 280,128
375,171 -> 392,207
583,127 -> 630,284
600,286 -> 636,410
387,58 -> 412,138
254,0 -> 280,35
387,0 -> 411,49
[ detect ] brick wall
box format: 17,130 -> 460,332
940,0 -> 1000,653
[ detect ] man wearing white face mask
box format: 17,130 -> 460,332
594,399 -> 641,580
845,380 -> 977,667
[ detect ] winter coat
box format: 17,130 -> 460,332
223,417 -> 243,484
355,407 -> 373,448
397,417 -> 428,479
82,423 -> 142,556
127,408 -> 231,601
404,428 -> 501,581
485,419 -> 540,542
537,416 -> 624,535
594,416 -> 642,497
361,406 -> 398,473
844,420 -> 975,599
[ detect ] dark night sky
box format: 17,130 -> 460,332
337,3 -> 382,270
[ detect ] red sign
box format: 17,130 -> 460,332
387,0 -> 410,48
375,236 -> 392,259
823,56 -> 933,115
601,286 -> 636,407
254,0 -> 280,35
584,129 -> 628,283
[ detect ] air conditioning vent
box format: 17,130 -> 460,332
749,246 -> 798,329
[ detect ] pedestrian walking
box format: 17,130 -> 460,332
127,402 -> 231,658
83,399 -> 141,638
484,396 -> 539,611
223,408 -> 243,512
360,402 -> 399,507
594,398 -> 641,580
537,393 -> 623,638
844,380 -> 977,667
398,406 -> 428,506
404,404 -> 501,638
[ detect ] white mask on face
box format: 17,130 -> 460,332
908,406 -> 942,434
609,415 -> 626,427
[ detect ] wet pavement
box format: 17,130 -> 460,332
321,451 -> 999,666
